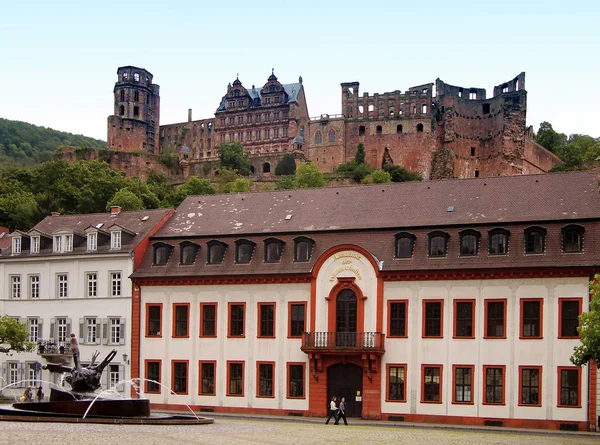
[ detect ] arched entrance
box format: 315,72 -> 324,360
336,289 -> 357,347
327,363 -> 362,417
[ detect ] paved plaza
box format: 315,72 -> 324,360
1,417 -> 599,445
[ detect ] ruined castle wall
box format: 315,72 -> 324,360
522,138 -> 562,174
306,117 -> 346,173
107,116 -> 151,152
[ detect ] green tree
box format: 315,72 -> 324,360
551,135 -> 600,172
106,189 -> 145,211
336,143 -> 371,182
218,142 -> 250,175
222,177 -> 252,193
0,180 -> 40,230
571,275 -> 600,367
172,177 -> 216,206
361,169 -> 392,184
295,162 -> 326,188
0,315 -> 35,355
535,122 -> 567,152
275,175 -> 296,190
275,153 -> 297,176
355,142 -> 366,164
383,164 -> 423,182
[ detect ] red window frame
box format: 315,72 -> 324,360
483,299 -> 507,339
387,300 -> 408,338
518,365 -> 542,407
519,298 -> 543,339
420,364 -> 443,404
199,302 -> 218,338
558,298 -> 582,339
172,303 -> 190,338
256,361 -> 275,398
257,303 -> 276,338
171,360 -> 189,395
451,364 -> 474,405
144,359 -> 161,394
386,363 -> 407,402
557,366 -> 581,408
482,365 -> 506,405
226,360 -> 245,397
288,302 -> 306,338
198,360 -> 216,396
452,299 -> 475,339
145,303 -> 162,338
286,362 -> 306,399
227,302 -> 246,338
422,300 -> 444,338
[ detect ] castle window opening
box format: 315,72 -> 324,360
413,106 -> 417,114
314,131 -> 322,145
515,79 -> 520,90
348,87 -> 354,95
119,105 -> 124,116
471,147 -> 476,156
256,114 -> 261,122
274,112 -> 280,120
207,138 -> 211,148
134,91 -> 139,102
368,104 -> 374,112
120,90 -> 125,101
265,97 -> 271,104
376,125 -> 383,135
263,163 -> 271,173
269,85 -> 276,93
423,88 -> 428,94
417,123 -> 424,132
265,113 -> 271,121
283,112 -> 288,120
359,125 -> 366,136
134,73 -> 140,82
237,100 -> 243,107
482,103 -> 490,114
502,84 -> 509,93
474,170 -> 480,178
358,105 -> 364,114
250,165 -> 255,174
469,91 -> 476,100
122,72 -> 128,80
234,90 -> 240,97
397,124 -> 403,133
229,117 -> 234,124
265,129 -> 270,139
146,95 -> 150,104
247,131 -> 252,140
328,129 -> 336,142
422,104 -> 427,114
274,128 -> 279,137
458,89 -> 463,98
220,134 -> 225,143
275,96 -> 280,103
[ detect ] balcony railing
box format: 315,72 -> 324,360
37,340 -> 72,359
302,332 -> 385,352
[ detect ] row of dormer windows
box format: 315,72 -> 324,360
11,231 -> 122,255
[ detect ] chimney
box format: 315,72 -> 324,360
110,206 -> 121,216
188,108 -> 192,122
51,212 -> 60,217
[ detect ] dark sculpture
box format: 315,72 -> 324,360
43,333 -> 117,392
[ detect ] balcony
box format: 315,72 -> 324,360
301,332 -> 385,355
37,340 -> 72,365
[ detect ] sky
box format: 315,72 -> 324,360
1,0 -> 598,141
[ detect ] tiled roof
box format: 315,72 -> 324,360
216,82 -> 303,112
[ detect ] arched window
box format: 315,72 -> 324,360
416,123 -> 424,132
207,240 -> 227,265
314,131 -> 322,145
524,226 -> 546,254
180,242 -> 200,265
133,72 -> 140,82
394,232 -> 415,259
397,124 -> 403,134
263,162 -> 271,173
294,236 -> 314,262
562,225 -> 584,253
122,72 -> 128,81
250,165 -> 255,174
328,129 -> 336,143
488,228 -> 510,255
459,230 -> 480,256
428,231 -> 449,257
153,243 -> 172,266
235,239 -> 255,264
264,238 -> 284,263
376,125 -> 382,135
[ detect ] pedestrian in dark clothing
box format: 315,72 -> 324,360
36,386 -> 44,402
325,396 -> 339,424
338,397 -> 348,425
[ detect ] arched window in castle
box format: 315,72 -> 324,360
264,238 -> 284,263
314,131 -> 322,145
134,91 -> 139,102
328,129 -> 336,143
180,242 -> 200,265
488,228 -> 510,255
428,231 -> 449,257
152,243 -> 172,266
561,224 -> 584,253
416,123 -> 424,133
293,236 -> 314,262
122,72 -> 128,81
134,72 -> 140,82
422,104 -> 427,114
235,239 -> 256,264
376,125 -> 382,135
394,232 -> 416,259
133,106 -> 139,117
524,226 -> 546,254
397,124 -> 403,134
119,105 -> 124,116
207,240 -> 227,265
359,126 -> 365,136
120,90 -> 125,101
263,162 -> 271,173
459,229 -> 480,257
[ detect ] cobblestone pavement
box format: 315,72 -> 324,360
1,418 -> 599,445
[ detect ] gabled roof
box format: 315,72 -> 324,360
216,81 -> 303,112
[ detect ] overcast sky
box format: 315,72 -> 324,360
1,0 -> 598,141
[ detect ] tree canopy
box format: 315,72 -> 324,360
571,275 -> 600,368
218,142 -> 251,175
0,315 -> 35,355
337,143 -> 372,182
275,153 -> 297,176
295,162 -> 327,188
534,122 -> 600,172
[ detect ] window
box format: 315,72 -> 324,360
120,89 -> 125,101
28,318 -> 39,342
109,364 -> 121,391
428,231 -> 448,257
483,366 -> 505,405
524,226 -> 546,254
29,275 -> 40,299
228,303 -> 245,337
119,105 -> 124,115
145,361 -> 161,393
314,132 -> 322,145
200,303 -> 217,337
134,91 -> 139,101
294,237 -> 314,262
387,364 -> 407,402
57,274 -> 68,298
519,366 -> 541,406
153,243 -> 172,265
172,361 -> 188,395
56,317 -> 69,343
109,317 -> 123,344
328,129 -> 336,142
235,240 -> 255,264
287,363 -> 305,398
421,365 -> 442,403
264,129 -> 270,139
394,233 -> 415,259
452,365 -> 474,404
422,300 -> 443,338
173,303 -> 190,337
520,299 -> 542,338
111,231 -> 122,250
388,300 -> 407,337
376,125 -> 382,135
258,303 -> 275,338
558,367 -> 581,407
85,317 -> 99,344
484,299 -> 506,338
227,361 -> 244,396
199,361 -> 216,395
133,72 -> 140,82
180,242 -> 199,265
488,228 -> 509,255
12,237 -> 21,254
459,230 -> 479,256
422,104 -> 427,114
482,103 -> 490,114
31,236 -> 40,254
133,105 -> 139,116
358,125 -> 365,136
416,123 -> 424,132
397,124 -> 403,133
86,273 -> 97,297
255,130 -> 261,140
264,238 -> 284,263
453,300 -> 474,338
562,225 -> 584,253
110,272 -> 122,297
257,362 -> 274,397
8,362 -> 18,385
87,232 -> 97,251
288,302 -> 306,338
10,275 -> 21,299
53,235 -> 62,253
207,241 -> 227,265
65,234 -> 73,252
27,362 -> 40,387
146,304 -> 162,337
559,298 -> 582,338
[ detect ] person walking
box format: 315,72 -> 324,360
338,397 -> 348,425
325,396 -> 339,425
36,386 -> 44,402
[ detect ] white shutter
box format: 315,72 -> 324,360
38,318 -> 43,341
95,317 -> 101,345
102,319 -> 108,345
1,363 -> 6,384
119,318 -> 126,345
119,364 -> 125,392
79,319 -> 85,344
102,368 -> 108,390
49,318 -> 56,341
66,319 -> 72,339
18,363 -> 25,387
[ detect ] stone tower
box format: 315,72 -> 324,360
107,66 -> 160,153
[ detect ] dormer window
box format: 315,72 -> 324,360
395,232 -> 415,259
459,230 -> 480,257
111,231 -> 122,250
53,235 -> 62,253
53,234 -> 73,253
12,237 -> 21,254
180,242 -> 200,265
31,236 -> 40,254
236,240 -> 256,264
562,225 -> 584,253
264,238 -> 284,263
207,241 -> 227,265
87,232 -> 98,251
488,228 -> 510,255
428,231 -> 449,257
524,226 -> 546,254
153,243 -> 172,266
65,234 -> 73,252
294,237 -> 314,262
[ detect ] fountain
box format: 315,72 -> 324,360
0,334 -> 212,425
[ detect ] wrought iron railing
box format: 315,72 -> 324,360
37,340 -> 72,355
302,332 -> 384,350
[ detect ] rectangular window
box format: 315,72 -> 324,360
146,304 -> 162,337
110,318 -> 122,344
520,299 -> 542,338
519,366 -> 542,406
558,367 -> 581,407
109,364 -> 121,391
559,298 -> 582,338
421,365 -> 442,403
453,300 -> 474,338
13,237 -> 21,254
85,317 -> 98,344
274,128 -> 279,137
53,235 -> 62,253
172,361 -> 188,395
483,365 -> 505,405
173,304 -> 190,337
227,361 -> 244,396
228,303 -> 245,337
110,272 -> 122,297
387,364 -> 407,402
27,362 -> 39,387
258,303 -> 275,338
256,130 -> 261,140
56,317 -> 68,343
388,300 -> 407,337
287,363 -> 305,398
283,127 -> 288,137
65,234 -> 73,252
200,303 -> 217,337
257,362 -> 274,397
10,275 -> 21,299
28,318 -> 39,342
31,236 -> 40,254
29,275 -> 40,299
145,360 -> 161,393
9,362 -> 18,385
265,129 -> 270,139
111,231 -> 121,250
452,365 -> 474,404
422,300 -> 443,338
484,299 -> 506,338
199,361 -> 216,395
288,302 -> 306,338
86,273 -> 97,298
57,274 -> 68,298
